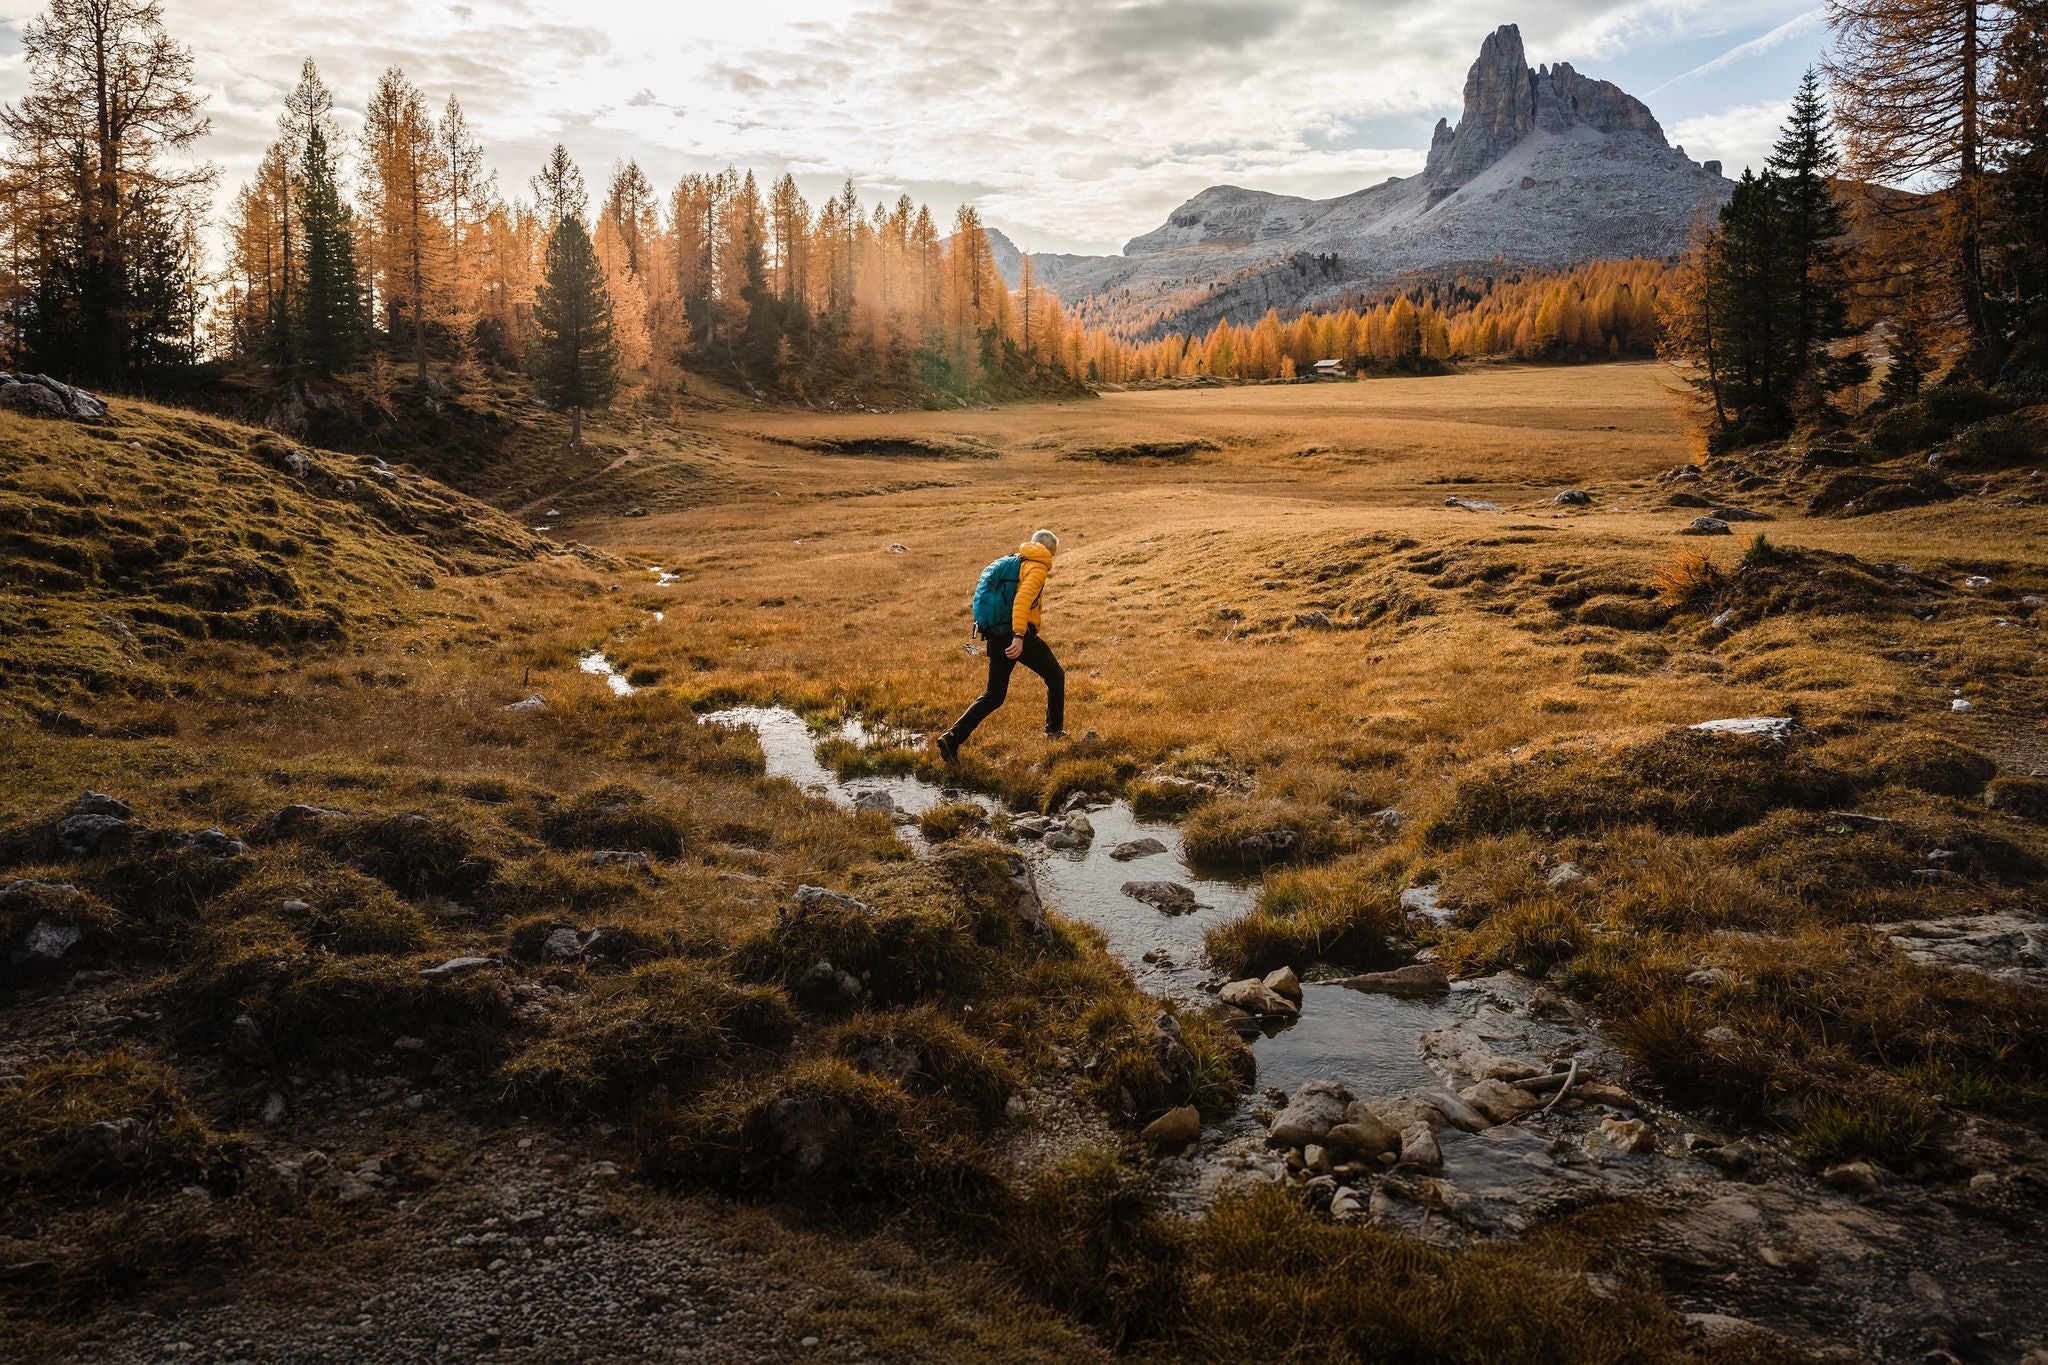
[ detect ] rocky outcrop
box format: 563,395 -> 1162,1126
0,371 -> 108,420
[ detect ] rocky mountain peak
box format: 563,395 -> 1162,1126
1423,24 -> 1666,192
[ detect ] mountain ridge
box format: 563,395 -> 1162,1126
1016,24 -> 1730,339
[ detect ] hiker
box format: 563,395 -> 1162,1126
934,530 -> 1065,762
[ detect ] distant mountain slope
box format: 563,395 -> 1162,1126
1028,24 -> 1731,339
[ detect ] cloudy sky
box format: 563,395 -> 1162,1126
0,0 -> 1832,256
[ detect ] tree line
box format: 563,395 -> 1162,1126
1663,0 -> 2048,442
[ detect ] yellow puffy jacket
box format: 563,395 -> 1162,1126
1011,541 -> 1053,635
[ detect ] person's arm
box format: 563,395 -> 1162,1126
1012,559 -> 1048,636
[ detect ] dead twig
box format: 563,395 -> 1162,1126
1541,1056 -> 1580,1116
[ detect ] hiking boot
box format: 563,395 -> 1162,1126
934,733 -> 960,765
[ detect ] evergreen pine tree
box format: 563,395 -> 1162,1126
298,122 -> 361,376
1879,295 -> 1931,403
529,215 -> 617,446
1768,69 -> 1869,415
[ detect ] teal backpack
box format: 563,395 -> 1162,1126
970,555 -> 1023,636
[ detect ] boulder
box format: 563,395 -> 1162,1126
1399,1123 -> 1443,1170
1262,965 -> 1303,1003
1122,880 -> 1199,914
1267,1079 -> 1353,1147
1008,814 -> 1058,840
1553,488 -> 1590,506
1678,516 -> 1733,536
853,789 -> 896,816
1341,962 -> 1449,997
1139,1105 -> 1202,1147
542,927 -> 584,962
1689,716 -> 1820,745
1218,978 -> 1299,1017
1325,1112 -> 1402,1158
0,380 -> 68,415
1109,837 -> 1168,861
1294,610 -> 1336,630
1062,812 -> 1094,842
1459,1078 -> 1542,1125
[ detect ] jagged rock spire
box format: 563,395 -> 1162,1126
1424,24 -> 1667,191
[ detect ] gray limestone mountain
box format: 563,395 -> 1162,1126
1021,24 -> 1731,339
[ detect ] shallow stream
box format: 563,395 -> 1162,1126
701,706 -> 1461,1106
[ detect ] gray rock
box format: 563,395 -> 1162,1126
1218,978 -> 1299,1016
1369,807 -> 1407,834
803,959 -> 863,1003
1459,1078 -> 1541,1124
1709,506 -> 1771,522
72,791 -> 132,820
1294,610 -> 1336,629
794,885 -> 869,915
1341,962 -> 1449,997
176,827 -> 247,858
1062,812 -> 1094,842
419,956 -> 495,983
1689,716 -> 1820,745
1398,883 -> 1451,924
1268,1080 -> 1353,1147
1445,497 -> 1504,513
1399,1123 -> 1443,1170
1678,516 -> 1733,535
590,849 -> 654,872
57,811 -> 130,857
14,918 -> 83,965
1263,965 -> 1303,1003
1546,861 -> 1587,889
1109,837 -> 1168,861
853,789 -> 896,816
1121,880 -> 1199,914
0,379 -> 68,416
1553,488 -> 1590,505
1007,814 -> 1057,840
542,927 -> 585,962
1422,1088 -> 1492,1133
501,694 -> 548,713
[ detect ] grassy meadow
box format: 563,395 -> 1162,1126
1,360 -> 2043,1360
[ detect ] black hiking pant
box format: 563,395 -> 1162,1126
946,630 -> 1064,743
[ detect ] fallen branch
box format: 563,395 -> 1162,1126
1541,1056 -> 1581,1116
1510,1069 -> 1574,1092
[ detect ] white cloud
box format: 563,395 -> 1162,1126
0,0 -> 1827,257
1670,99 -> 1792,176
1650,7 -> 1824,93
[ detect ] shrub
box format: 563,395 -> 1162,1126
1987,775 -> 2048,821
1076,995 -> 1252,1124
314,811 -> 497,899
501,960 -> 795,1110
1793,1090 -> 1939,1167
919,802 -> 988,842
1919,383 -> 2013,435
538,782 -> 685,858
1182,798 -> 1327,869
1431,729 -> 1853,842
1865,735 -> 1998,798
1205,853 -> 1406,977
0,1051 -> 243,1200
1651,548 -> 1721,607
1439,899 -> 1589,975
1948,413 -> 2041,469
1128,777 -> 1214,819
731,871 -> 983,1007
829,1006 -> 1019,1123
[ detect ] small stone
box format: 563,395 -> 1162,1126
261,1092 -> 287,1124
1686,966 -> 1730,988
1237,828 -> 1299,861
1294,610 -> 1336,630
1968,1172 -> 1998,1192
1459,1079 -> 1541,1125
1262,965 -> 1303,1003
853,789 -> 896,816
1678,516 -> 1733,536
1545,861 -> 1587,889
590,849 -> 654,871
1330,1186 -> 1368,1219
501,695 -> 548,713
1951,697 -> 1974,714
175,827 -> 247,858
14,918 -> 83,965
1553,488 -> 1590,506
1820,1160 -> 1883,1194
1268,1080 -> 1353,1147
1109,837 -> 1168,861
1689,717 -> 1819,745
1325,1114 -> 1402,1158
1599,1115 -> 1656,1153
1218,978 -> 1299,1016
1139,1105 -> 1201,1146
227,1014 -> 267,1057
